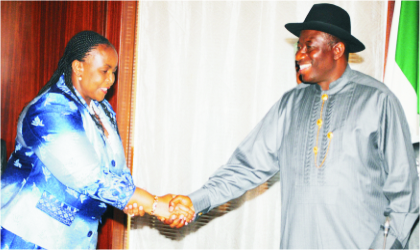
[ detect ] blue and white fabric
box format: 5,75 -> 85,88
1,75 -> 136,249
1,226 -> 45,249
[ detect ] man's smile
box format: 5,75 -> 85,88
298,64 -> 311,73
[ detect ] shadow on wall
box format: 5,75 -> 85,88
130,172 -> 280,241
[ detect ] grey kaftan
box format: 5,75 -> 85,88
189,66 -> 419,249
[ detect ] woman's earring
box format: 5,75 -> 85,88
78,76 -> 82,81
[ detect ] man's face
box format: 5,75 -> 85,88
296,30 -> 336,86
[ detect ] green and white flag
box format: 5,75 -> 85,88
384,0 -> 419,143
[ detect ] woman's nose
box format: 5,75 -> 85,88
108,72 -> 115,85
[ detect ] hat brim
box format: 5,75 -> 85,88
285,21 -> 365,53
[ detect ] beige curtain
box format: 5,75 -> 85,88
130,1 -> 387,248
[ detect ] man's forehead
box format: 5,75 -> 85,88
298,30 -> 328,41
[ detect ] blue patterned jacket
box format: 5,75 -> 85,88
1,75 -> 136,249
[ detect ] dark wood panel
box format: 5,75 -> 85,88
40,2 -> 68,88
64,1 -> 107,43
1,1 -> 43,160
104,1 -> 123,113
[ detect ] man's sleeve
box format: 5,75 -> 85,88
22,93 -> 135,210
190,100 -> 282,216
369,95 -> 419,249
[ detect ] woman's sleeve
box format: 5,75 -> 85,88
22,93 -> 135,209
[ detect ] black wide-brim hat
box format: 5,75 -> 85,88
285,3 -> 365,53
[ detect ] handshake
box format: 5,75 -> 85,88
123,191 -> 195,229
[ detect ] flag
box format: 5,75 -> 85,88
384,0 -> 419,143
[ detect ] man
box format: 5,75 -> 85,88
168,3 -> 419,249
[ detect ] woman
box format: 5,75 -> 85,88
1,31 -> 193,249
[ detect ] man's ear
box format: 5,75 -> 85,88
333,42 -> 346,60
71,60 -> 84,77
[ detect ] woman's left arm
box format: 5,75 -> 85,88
23,94 -> 193,223
21,94 -> 131,208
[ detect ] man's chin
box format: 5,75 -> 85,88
299,75 -> 316,85
301,81 -> 317,85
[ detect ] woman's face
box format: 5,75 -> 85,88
73,44 -> 118,105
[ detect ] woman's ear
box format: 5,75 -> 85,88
71,60 -> 84,77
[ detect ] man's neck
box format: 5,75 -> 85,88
317,62 -> 348,91
318,82 -> 331,91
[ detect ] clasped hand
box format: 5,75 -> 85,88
123,194 -> 195,228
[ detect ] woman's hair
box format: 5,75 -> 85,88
38,30 -> 118,135
38,30 -> 112,96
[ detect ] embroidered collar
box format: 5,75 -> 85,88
295,65 -> 353,95
316,65 -> 353,95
